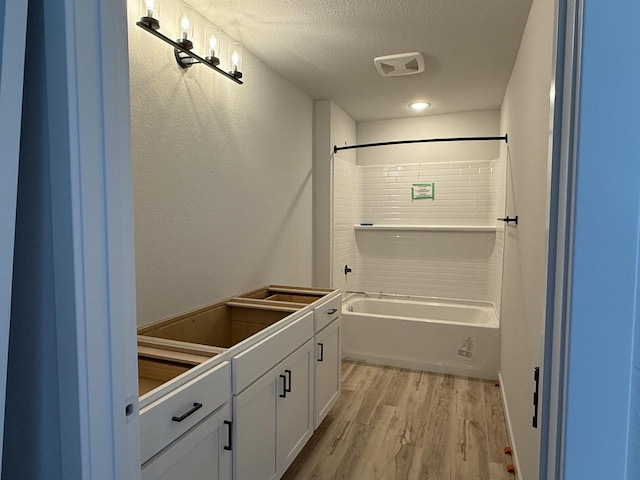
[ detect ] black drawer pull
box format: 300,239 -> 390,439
171,402 -> 203,422
327,308 -> 337,315
279,375 -> 287,398
285,369 -> 292,393
224,420 -> 232,451
318,342 -> 324,362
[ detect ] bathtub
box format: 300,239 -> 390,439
342,294 -> 500,380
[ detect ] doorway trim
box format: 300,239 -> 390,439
540,0 -> 581,477
0,0 -> 28,472
45,0 -> 140,477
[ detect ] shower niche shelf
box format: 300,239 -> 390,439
354,224 -> 497,232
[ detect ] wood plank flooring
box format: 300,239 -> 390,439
283,360 -> 513,480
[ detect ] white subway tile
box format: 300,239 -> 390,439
334,159 -> 504,301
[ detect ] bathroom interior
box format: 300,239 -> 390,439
0,0 -> 561,478
125,0 -> 555,478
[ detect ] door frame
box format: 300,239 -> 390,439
0,0 -> 28,472
44,0 -> 140,477
58,0 -> 640,477
539,0 -> 582,477
542,0 -> 640,477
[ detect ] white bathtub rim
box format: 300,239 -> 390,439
343,291 -> 497,310
342,310 -> 499,329
342,295 -> 499,328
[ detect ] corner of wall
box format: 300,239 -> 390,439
313,100 -> 356,289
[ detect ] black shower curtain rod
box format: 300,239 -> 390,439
333,134 -> 508,154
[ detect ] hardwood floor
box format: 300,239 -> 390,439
283,360 -> 513,480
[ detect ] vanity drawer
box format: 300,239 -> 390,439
140,360 -> 231,464
313,293 -> 341,332
232,311 -> 313,394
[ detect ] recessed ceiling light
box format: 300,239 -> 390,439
409,102 -> 430,111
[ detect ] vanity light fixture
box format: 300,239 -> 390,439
409,101 -> 431,111
136,0 -> 243,84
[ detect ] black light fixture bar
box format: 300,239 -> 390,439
136,21 -> 243,85
333,135 -> 508,154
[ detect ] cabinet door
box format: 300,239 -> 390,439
142,404 -> 232,480
234,370 -> 278,480
314,318 -> 342,428
276,340 -> 314,476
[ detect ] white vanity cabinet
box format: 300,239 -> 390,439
233,339 -> 314,480
233,368 -> 278,480
139,360 -> 231,464
276,339 -> 314,475
138,286 -> 341,480
141,403 -> 232,480
312,293 -> 341,332
139,360 -> 232,480
313,317 -> 342,428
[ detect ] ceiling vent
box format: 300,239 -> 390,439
374,52 -> 425,77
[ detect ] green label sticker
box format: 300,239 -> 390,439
412,183 -> 434,200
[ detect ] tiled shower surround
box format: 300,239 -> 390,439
333,158 -> 505,307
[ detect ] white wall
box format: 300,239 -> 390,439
313,100 -> 356,288
357,110 -> 501,166
128,0 -> 314,326
498,0 -> 556,477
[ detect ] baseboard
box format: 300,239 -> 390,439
499,372 -> 522,480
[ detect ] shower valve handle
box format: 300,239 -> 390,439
344,265 -> 352,275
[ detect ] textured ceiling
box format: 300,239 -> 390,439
188,0 -> 533,121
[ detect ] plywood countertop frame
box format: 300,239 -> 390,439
137,286 -> 341,408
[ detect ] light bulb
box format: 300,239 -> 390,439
208,34 -> 217,57
231,49 -> 240,70
180,13 -> 190,39
145,0 -> 155,17
228,42 -> 243,77
409,102 -> 430,111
